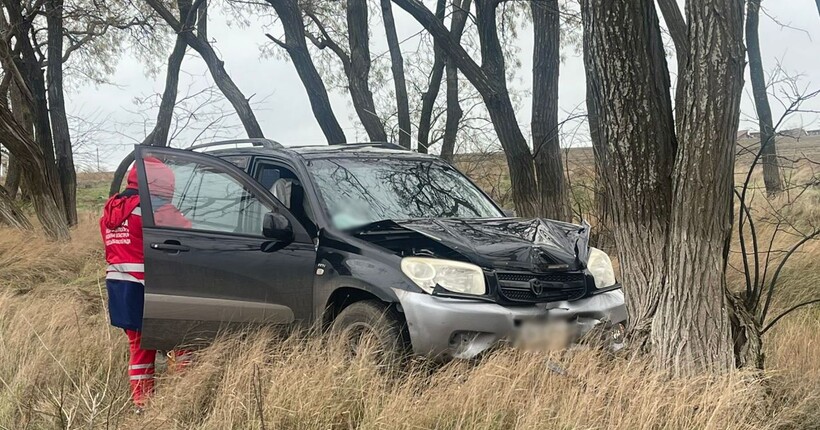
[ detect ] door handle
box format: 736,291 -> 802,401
151,240 -> 190,253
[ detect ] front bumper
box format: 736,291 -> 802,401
394,288 -> 627,359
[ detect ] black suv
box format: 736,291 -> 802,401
130,139 -> 626,359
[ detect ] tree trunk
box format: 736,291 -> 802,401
5,83 -> 31,199
652,0 -> 748,375
395,0 -> 541,216
109,34 -> 187,196
266,0 -> 346,144
147,0 -> 265,139
0,104 -> 70,241
531,0 -> 570,221
4,155 -> 21,198
441,0 -> 470,162
585,38 -> 610,249
46,0 -> 77,226
441,56 -> 461,162
416,0 -> 446,154
745,0 -> 782,197
381,0 -> 412,149
0,184 -> 32,229
346,0 -> 387,142
580,0 -> 677,343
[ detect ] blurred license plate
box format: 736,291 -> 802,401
514,319 -> 574,351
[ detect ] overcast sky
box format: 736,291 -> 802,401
68,1 -> 820,170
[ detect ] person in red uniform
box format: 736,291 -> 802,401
100,157 -> 191,409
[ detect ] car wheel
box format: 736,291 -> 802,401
330,300 -> 407,366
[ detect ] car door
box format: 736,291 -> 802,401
134,146 -> 316,351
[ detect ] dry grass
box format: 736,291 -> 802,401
1,163 -> 819,429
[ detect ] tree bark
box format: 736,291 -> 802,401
346,0 -> 387,142
4,155 -> 21,198
416,0 -> 446,154
652,0 -> 747,375
745,0 -> 782,196
441,0 -> 470,162
581,0 -> 676,343
46,0 -> 77,226
393,0 -> 541,217
147,0 -> 265,139
381,0 -> 412,149
532,0 -> 570,221
109,34 -> 187,196
266,0 -> 346,144
0,184 -> 32,229
656,0 -> 688,119
0,104 -> 69,240
584,26 -> 610,249
5,82 -> 31,199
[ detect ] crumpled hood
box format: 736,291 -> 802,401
357,218 -> 590,272
101,195 -> 139,230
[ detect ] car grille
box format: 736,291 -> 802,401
496,271 -> 588,303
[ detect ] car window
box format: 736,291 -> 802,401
306,157 -> 503,230
143,155 -> 272,236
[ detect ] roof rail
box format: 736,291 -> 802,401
332,142 -> 407,151
186,138 -> 284,152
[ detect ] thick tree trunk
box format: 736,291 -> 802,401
109,34 -> 187,196
531,0 -> 570,221
0,184 -> 32,229
581,0 -> 677,343
147,0 -> 264,139
381,0 -> 412,149
0,104 -> 69,240
266,0 -> 346,144
4,155 -> 21,198
585,40 -> 610,248
346,0 -> 387,142
5,83 -> 31,199
46,0 -> 77,226
652,0 -> 747,375
417,0 -> 447,154
441,0 -> 470,162
745,0 -> 782,197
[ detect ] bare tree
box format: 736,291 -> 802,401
745,0 -> 783,196
146,0 -> 265,139
392,0 -> 544,218
381,0 -> 411,148
264,0 -> 347,145
301,1 -> 387,142
440,0 -> 470,162
417,0 -> 446,154
109,33 -> 187,196
532,0 -> 570,221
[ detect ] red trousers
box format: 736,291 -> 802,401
125,330 -> 192,406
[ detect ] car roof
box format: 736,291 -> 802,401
196,142 -> 442,162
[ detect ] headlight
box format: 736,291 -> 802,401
400,257 -> 486,295
587,247 -> 616,289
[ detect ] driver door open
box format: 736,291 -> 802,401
133,146 -> 316,350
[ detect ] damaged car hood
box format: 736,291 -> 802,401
354,218 -> 590,273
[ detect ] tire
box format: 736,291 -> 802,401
330,300 -> 408,366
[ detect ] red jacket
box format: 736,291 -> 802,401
100,193 -> 191,283
101,190 -> 145,284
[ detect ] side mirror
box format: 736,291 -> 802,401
502,208 -> 517,217
263,212 -> 294,242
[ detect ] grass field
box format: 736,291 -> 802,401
0,146 -> 818,429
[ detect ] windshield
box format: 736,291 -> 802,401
307,157 -> 503,230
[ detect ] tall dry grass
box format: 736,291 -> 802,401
1,165 -> 819,429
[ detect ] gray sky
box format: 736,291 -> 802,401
69,0 -> 820,170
